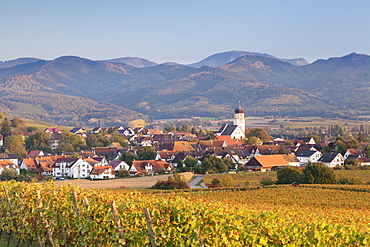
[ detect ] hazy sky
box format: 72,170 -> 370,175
1,0 -> 369,64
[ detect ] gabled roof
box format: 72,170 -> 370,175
157,151 -> 177,160
53,157 -> 80,168
247,155 -> 289,168
22,158 -> 38,170
215,135 -> 243,146
83,158 -> 101,166
0,153 -> 18,159
131,160 -> 172,174
217,124 -> 238,136
44,128 -> 62,133
90,166 -> 115,175
281,154 -> 299,162
318,153 -> 341,163
173,141 -> 195,152
108,160 -> 128,170
296,150 -> 319,157
27,150 -> 44,158
0,160 -> 18,170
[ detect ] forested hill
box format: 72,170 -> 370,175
0,52 -> 369,125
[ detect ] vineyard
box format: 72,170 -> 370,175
1,181 -> 370,246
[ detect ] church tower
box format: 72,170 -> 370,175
234,105 -> 245,134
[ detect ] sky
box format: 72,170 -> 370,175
1,0 -> 370,64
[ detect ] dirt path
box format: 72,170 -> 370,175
54,172 -> 194,189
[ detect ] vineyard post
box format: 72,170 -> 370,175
36,190 -> 55,247
72,191 -> 79,217
83,197 -> 101,247
143,208 -> 158,247
3,186 -> 17,246
110,200 -> 125,244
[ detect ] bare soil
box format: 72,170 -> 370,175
54,172 -> 194,189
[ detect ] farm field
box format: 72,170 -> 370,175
204,170 -> 370,186
54,172 -> 194,189
1,181 -> 370,246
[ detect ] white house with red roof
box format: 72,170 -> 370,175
90,166 -> 115,179
0,160 -> 20,175
52,157 -> 92,179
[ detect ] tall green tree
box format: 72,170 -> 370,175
201,154 -> 231,173
120,151 -> 138,165
4,135 -> 27,158
57,132 -> 87,153
302,163 -> 336,184
184,155 -> 198,167
277,167 -> 303,184
246,128 -> 273,142
25,132 -> 51,153
137,146 -> 156,160
1,118 -> 12,137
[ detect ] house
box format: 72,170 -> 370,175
281,154 -> 300,167
90,127 -> 102,134
50,133 -> 62,150
108,160 -> 130,171
156,151 -> 178,162
215,135 -> 244,147
27,150 -> 45,158
20,157 -> 39,171
245,155 -> 290,172
317,153 -> 344,168
44,128 -> 62,134
109,142 -> 125,150
343,149 -> 366,160
70,127 -> 86,135
358,157 -> 370,166
130,160 -> 173,176
0,160 -> 20,175
296,137 -> 316,145
296,150 -> 322,166
52,157 -> 92,179
0,153 -> 18,166
92,147 -> 121,160
216,123 -> 245,140
90,166 -> 115,179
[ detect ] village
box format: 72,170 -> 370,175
0,105 -> 369,182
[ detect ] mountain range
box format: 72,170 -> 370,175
0,51 -> 369,126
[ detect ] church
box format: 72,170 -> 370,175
216,105 -> 246,139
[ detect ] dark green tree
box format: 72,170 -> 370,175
277,166 -> 303,184
184,155 -> 198,167
57,132 -> 87,153
302,163 -> 336,184
120,151 -> 138,166
86,134 -> 100,148
1,118 -> 12,137
25,132 -> 51,153
246,128 -> 273,142
202,154 -> 229,173
137,146 -> 156,160
4,135 -> 27,158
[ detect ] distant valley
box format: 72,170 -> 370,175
0,51 -> 369,126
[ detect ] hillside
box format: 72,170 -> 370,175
188,50 -> 309,68
0,52 -> 369,124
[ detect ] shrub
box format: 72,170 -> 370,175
337,177 -> 363,185
151,180 -> 190,190
302,163 -> 337,184
260,177 -> 275,186
277,167 -> 303,184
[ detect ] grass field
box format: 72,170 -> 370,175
54,172 -> 194,189
203,170 -> 370,186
